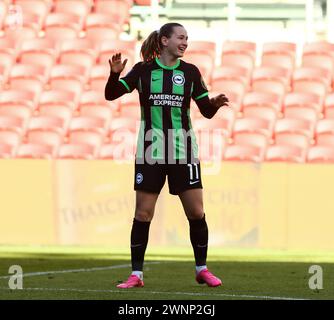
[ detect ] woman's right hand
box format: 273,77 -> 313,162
109,53 -> 128,73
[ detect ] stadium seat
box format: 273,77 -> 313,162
275,118 -> 315,140
193,118 -> 234,139
19,52 -> 55,70
292,80 -> 327,103
210,79 -> 246,98
85,12 -> 124,30
315,119 -> 334,141
284,106 -> 318,125
0,131 -> 21,153
223,144 -> 264,162
95,0 -> 132,26
54,0 -> 91,19
222,40 -> 256,59
9,64 -> 50,84
39,90 -> 78,111
80,105 -> 112,128
197,131 -> 227,162
0,38 -> 19,58
44,13 -> 84,33
0,52 -> 14,84
20,37 -> 57,59
293,67 -> 331,89
5,11 -> 43,33
303,41 -> 334,57
284,92 -> 324,115
233,132 -> 269,151
98,39 -> 136,71
233,117 -> 274,138
0,115 -> 26,136
265,145 -> 307,163
38,105 -> 73,129
0,144 -> 15,158
99,141 -> 136,160
307,146 -> 334,163
316,133 -> 334,147
242,92 -> 282,114
68,131 -> 104,157
262,42 -> 296,59
85,26 -> 120,43
28,115 -> 68,136
186,41 -> 216,62
49,78 -> 83,107
50,64 -> 90,85
251,79 -> 286,96
59,51 -> 95,72
59,38 -> 98,60
69,116 -> 107,135
15,0 -> 50,20
16,143 -> 55,159
261,52 -> 295,71
324,93 -> 334,119
44,26 -> 78,44
212,66 -> 250,88
0,105 -> 31,129
80,90 -> 111,108
184,52 -> 214,84
301,54 -> 334,75
0,90 -> 37,110
26,130 -> 63,154
0,2 -> 7,31
274,132 -> 310,150
57,143 -> 95,159
109,117 -> 139,135
4,26 -> 38,41
118,106 -> 141,120
221,53 -> 254,74
251,66 -> 291,89
242,106 -> 277,127
119,91 -> 140,109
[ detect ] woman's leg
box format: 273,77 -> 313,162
117,190 -> 159,288
178,188 -> 222,287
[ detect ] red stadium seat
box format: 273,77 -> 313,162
293,67 -> 331,89
224,144 -> 264,162
184,52 -> 214,83
193,118 -> 234,139
44,13 -> 84,33
0,2 -> 7,31
28,115 -> 68,136
59,38 -> 98,60
284,106 -> 318,125
233,117 -> 274,138
242,106 -> 278,126
0,105 -> 31,129
275,118 -> 315,140
19,52 -> 55,70
68,131 -> 104,157
242,92 -> 282,114
0,130 -> 21,152
4,26 -> 38,41
265,145 -> 307,163
26,130 -> 63,154
251,79 -> 286,96
9,64 -> 50,84
79,105 -> 112,128
20,38 -> 57,58
0,90 -> 37,110
16,143 -> 54,159
302,54 -> 334,75
85,12 -> 124,29
307,146 -> 334,163
5,11 -> 43,33
54,0 -> 91,18
303,41 -> 334,57
0,115 -> 26,135
261,52 -> 295,71
212,66 -> 250,90
57,143 -> 95,159
292,80 -> 327,103
324,93 -> 334,119
210,79 -> 246,98
316,133 -> 334,146
0,38 -> 20,58
0,144 -> 15,158
0,52 -> 14,84
221,53 -> 254,74
274,132 -> 310,150
315,119 -> 334,140
49,78 -> 83,107
50,64 -> 90,85
252,66 -> 291,89
222,40 -> 256,59
186,41 -> 216,62
262,42 -> 296,59
85,26 -> 120,43
109,117 -> 139,134
284,92 -> 324,115
95,0 -> 132,25
43,26 -> 78,44
38,105 -> 73,129
69,116 -> 107,135
233,132 -> 269,150
39,90 -> 77,111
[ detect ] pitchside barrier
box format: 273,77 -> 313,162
0,159 -> 333,250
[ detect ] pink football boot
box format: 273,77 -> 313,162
117,275 -> 144,289
196,269 -> 222,287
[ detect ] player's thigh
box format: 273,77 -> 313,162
178,188 -> 204,220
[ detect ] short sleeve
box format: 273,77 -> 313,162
119,62 -> 142,93
191,65 -> 209,101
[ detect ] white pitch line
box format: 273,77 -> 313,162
0,262 -> 162,279
0,287 -> 308,300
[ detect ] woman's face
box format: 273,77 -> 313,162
161,26 -> 188,58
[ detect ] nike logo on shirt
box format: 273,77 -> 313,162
189,180 -> 199,185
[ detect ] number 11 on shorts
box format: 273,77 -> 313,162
188,163 -> 199,183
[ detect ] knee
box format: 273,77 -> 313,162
186,209 -> 205,221
135,208 -> 154,222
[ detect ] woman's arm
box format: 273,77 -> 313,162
196,94 -> 229,119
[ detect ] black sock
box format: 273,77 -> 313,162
188,215 -> 208,266
131,218 -> 151,271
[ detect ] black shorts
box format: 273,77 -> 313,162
134,161 -> 203,195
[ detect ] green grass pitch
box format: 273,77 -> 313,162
0,246 -> 333,300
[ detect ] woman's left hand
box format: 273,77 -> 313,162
210,94 -> 229,108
